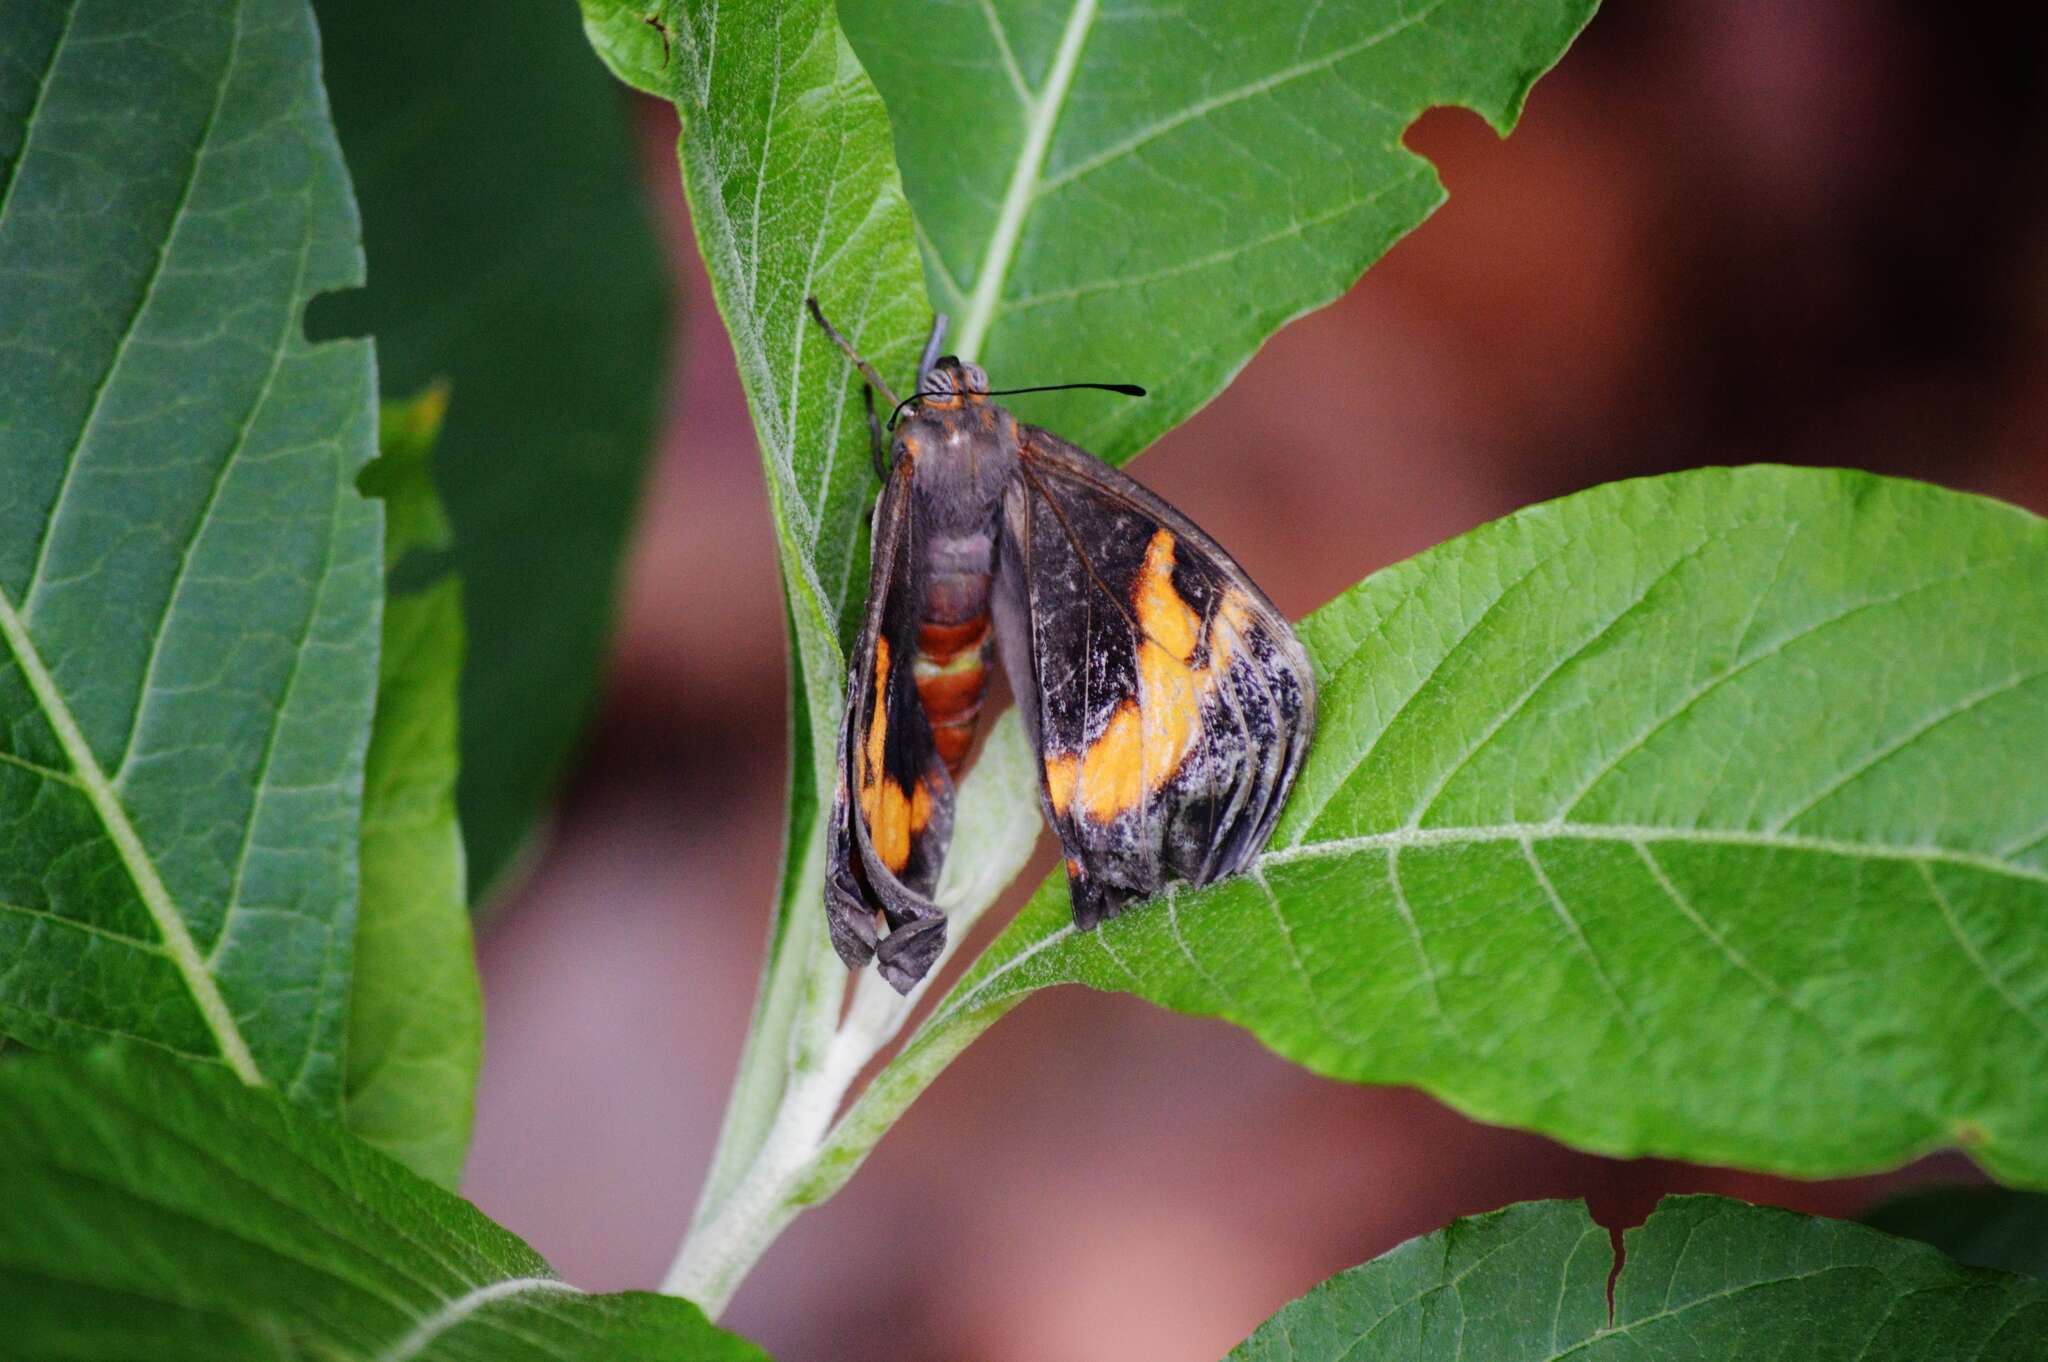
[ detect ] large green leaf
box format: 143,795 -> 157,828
869,468 -> 2048,1185
348,390 -> 482,1189
1866,1187 -> 2048,1282
0,1048 -> 768,1360
841,0 -> 1599,463
1228,1196 -> 2047,1360
314,0 -> 670,900
0,0 -> 379,1105
595,0 -> 936,1211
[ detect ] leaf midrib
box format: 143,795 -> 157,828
1031,0 -> 1445,200
0,580 -> 260,1082
952,0 -> 1099,362
1257,818 -> 2048,884
376,1277 -> 582,1362
927,817 -> 2048,1035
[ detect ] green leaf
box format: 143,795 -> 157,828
657,0 -> 930,701
631,0 -> 935,1206
840,0 -> 1599,463
1229,1195 -> 2048,1360
314,0 -> 671,901
0,1048 -> 769,1360
888,468 -> 2048,1185
0,0 -> 380,1105
348,389 -> 482,1190
579,0 -> 672,97
1865,1187 -> 2048,1281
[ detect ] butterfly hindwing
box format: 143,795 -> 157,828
826,459 -> 954,991
997,430 -> 1315,928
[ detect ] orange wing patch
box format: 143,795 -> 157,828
1044,751 -> 1079,817
859,639 -> 891,806
858,637 -> 934,875
1048,531 -> 1255,824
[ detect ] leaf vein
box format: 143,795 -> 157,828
1258,819 -> 2048,888
115,193 -> 319,781
975,0 -> 1034,106
1765,668 -> 2048,833
1520,839 -> 1636,1038
0,577 -> 259,1082
0,0 -> 78,232
1408,534 -> 1721,829
376,1277 -> 582,1362
1554,559 -> 2012,819
0,897 -> 166,954
1916,861 -> 2048,1042
1032,0 -> 1445,199
1285,533 -> 1580,848
18,0 -> 247,612
953,0 -> 1101,361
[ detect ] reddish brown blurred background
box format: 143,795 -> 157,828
462,6 -> 2048,1359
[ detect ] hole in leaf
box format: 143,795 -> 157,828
303,286 -> 372,344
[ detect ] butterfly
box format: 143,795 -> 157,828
812,300 -> 1316,993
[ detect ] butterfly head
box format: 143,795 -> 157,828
915,355 -> 989,412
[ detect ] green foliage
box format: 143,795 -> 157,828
348,390 -> 482,1189
314,0 -> 671,900
840,0 -> 1599,463
3,0 -> 2042,1349
579,0 -> 672,96
0,1048 -> 767,1361
0,0 -> 380,1104
1866,1187 -> 2048,1281
887,468 -> 2048,1183
1229,1196 -> 2048,1360
614,0 -> 937,1213
652,0 -> 931,705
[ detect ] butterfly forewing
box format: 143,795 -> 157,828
997,429 -> 1315,928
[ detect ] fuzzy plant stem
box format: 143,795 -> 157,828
662,714 -> 1041,1315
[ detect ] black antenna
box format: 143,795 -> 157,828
887,380 -> 1146,429
986,382 -> 1147,399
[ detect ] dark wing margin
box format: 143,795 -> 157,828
995,429 -> 1315,929
826,460 -> 955,992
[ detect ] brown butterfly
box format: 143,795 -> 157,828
812,301 -> 1315,993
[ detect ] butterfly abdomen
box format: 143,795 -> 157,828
915,530 -> 997,776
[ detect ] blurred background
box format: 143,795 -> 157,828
454,4 -> 2048,1359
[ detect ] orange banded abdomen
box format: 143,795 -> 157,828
914,542 -> 994,777
915,614 -> 990,776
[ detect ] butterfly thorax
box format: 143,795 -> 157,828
895,389 -> 1020,775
